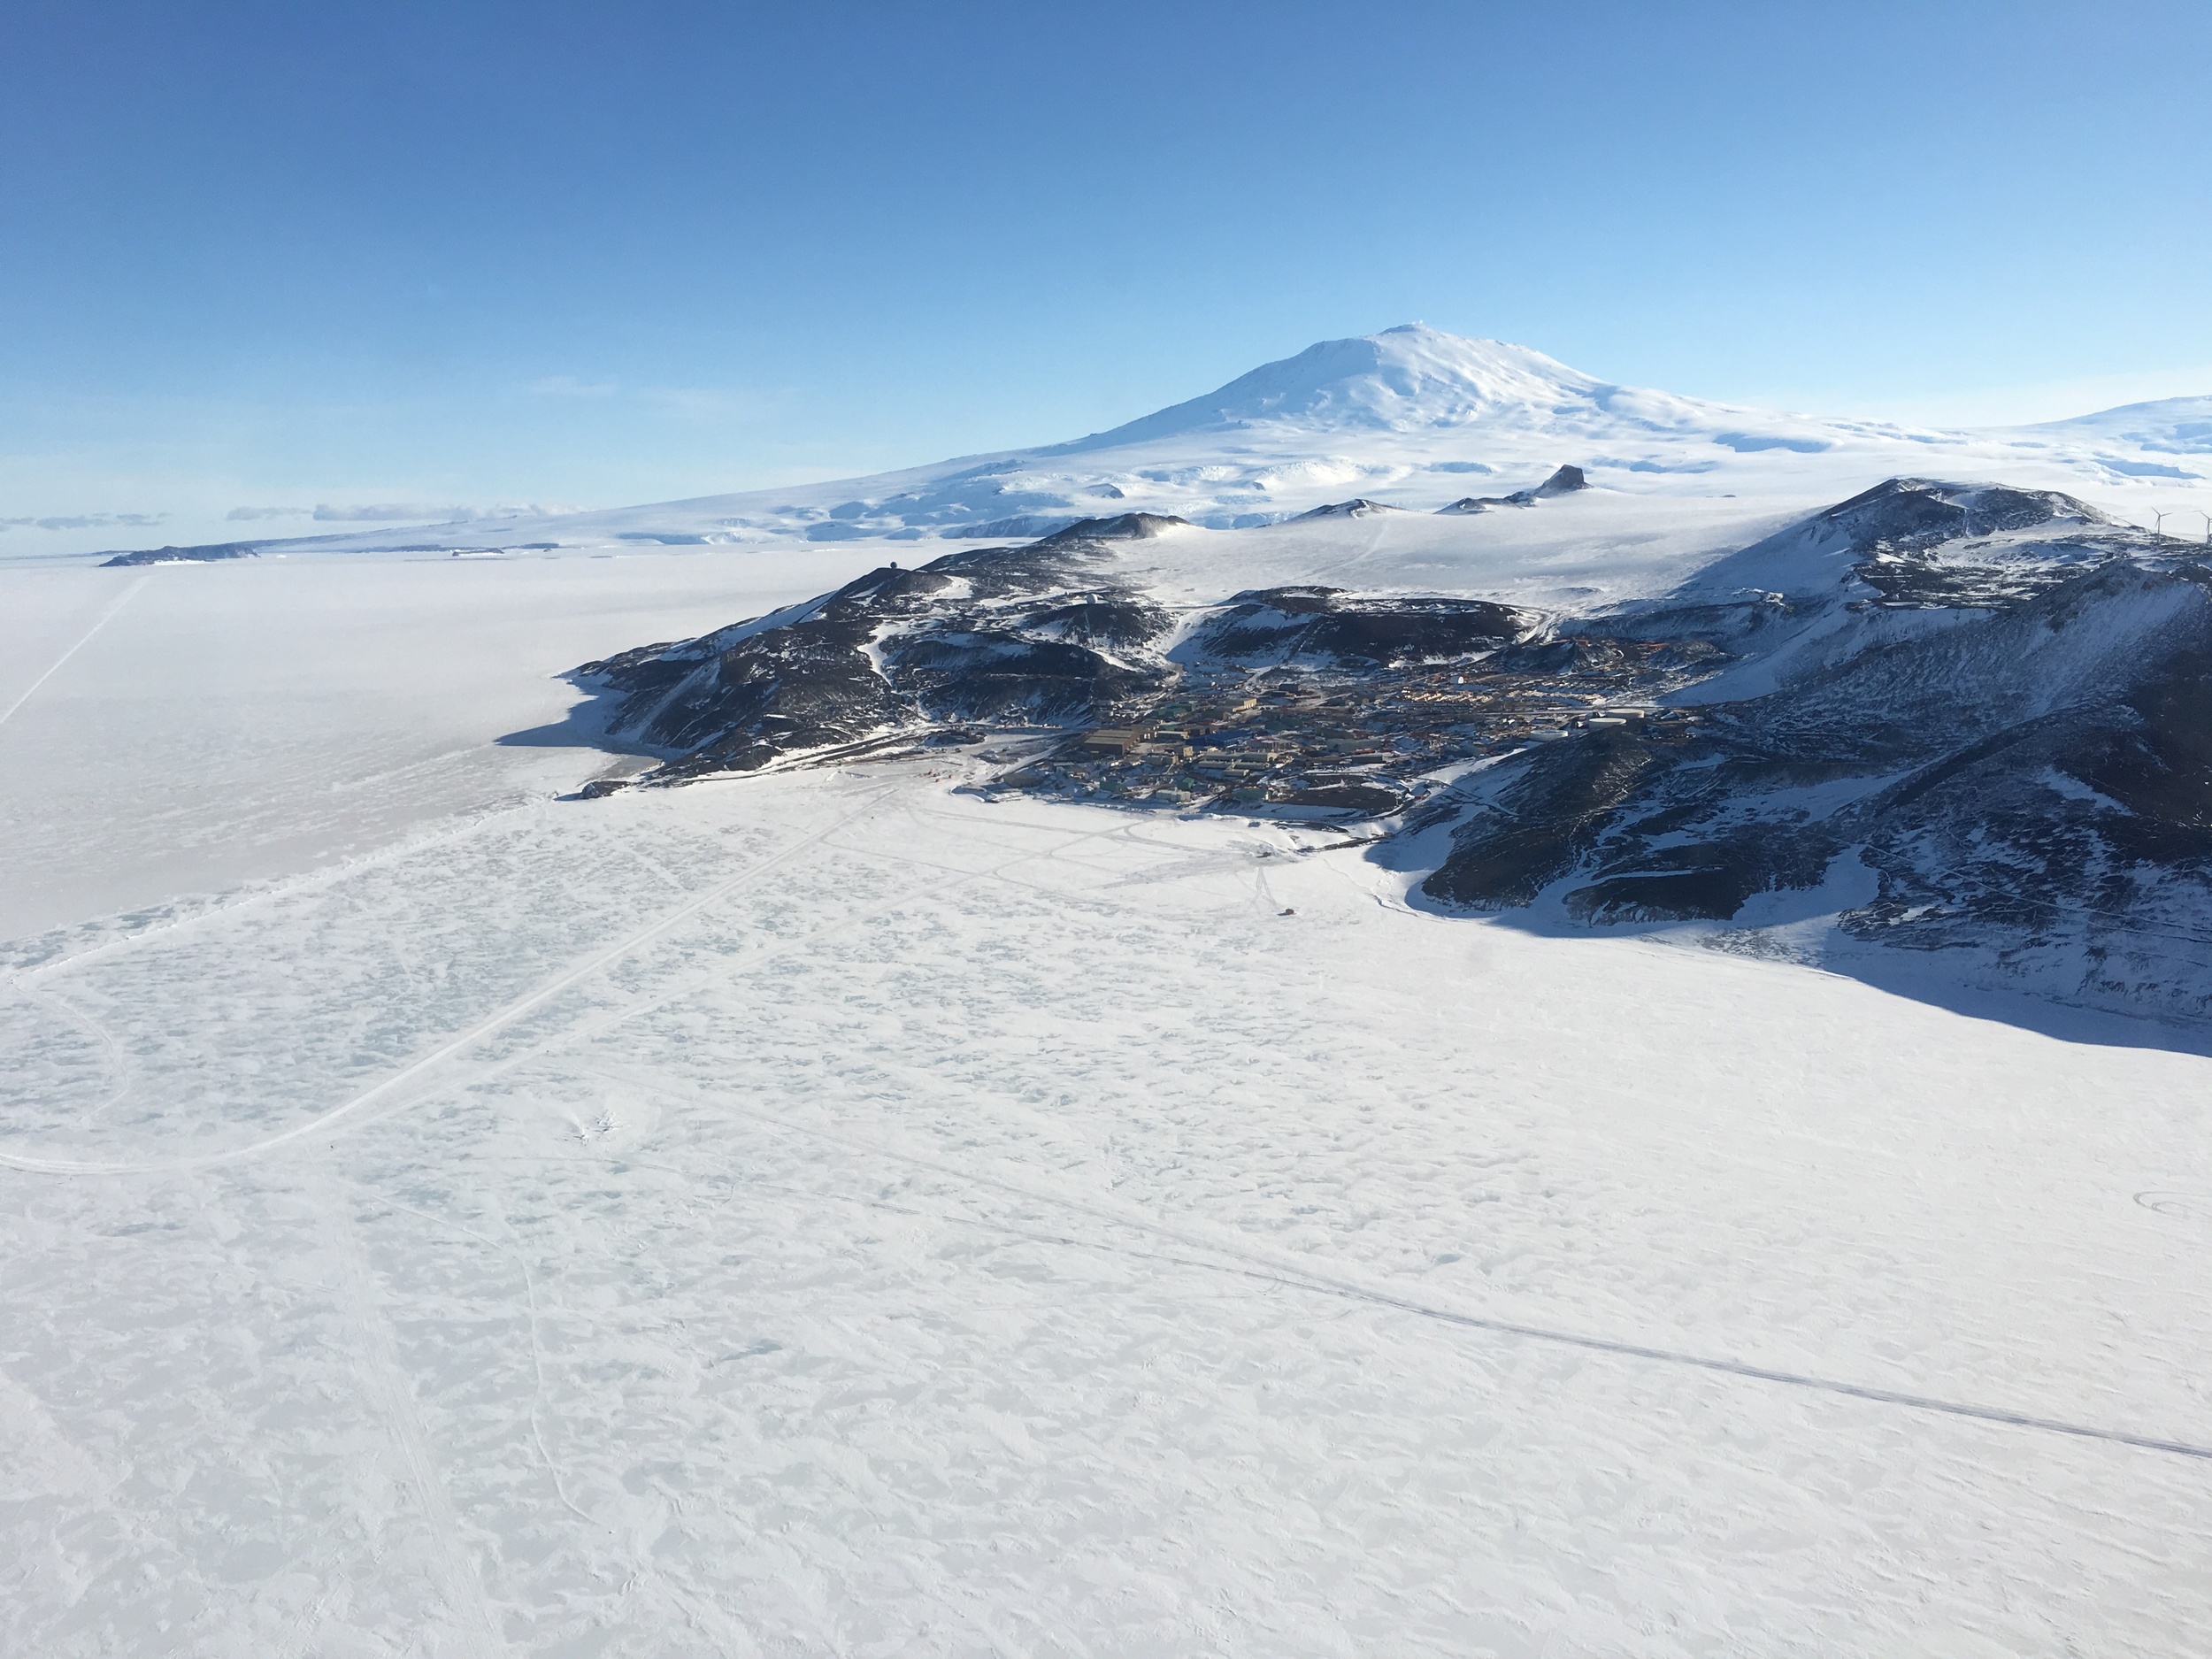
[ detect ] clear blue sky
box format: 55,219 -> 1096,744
5,0 -> 2209,549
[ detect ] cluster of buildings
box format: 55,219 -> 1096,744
980,642 -> 1709,817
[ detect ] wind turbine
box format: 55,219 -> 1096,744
2152,509 -> 2212,544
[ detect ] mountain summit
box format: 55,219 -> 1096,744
1058,325 -> 1611,449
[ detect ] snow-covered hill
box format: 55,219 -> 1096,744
2020,392 -> 2212,461
1406,480 -> 2212,1018
567,472 -> 2212,1024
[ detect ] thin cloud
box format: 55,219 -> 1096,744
312,503 -> 474,522
227,505 -> 314,521
528,375 -> 619,398
525,375 -> 772,421
307,502 -> 591,524
0,511 -> 168,532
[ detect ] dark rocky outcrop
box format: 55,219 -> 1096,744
98,541 -> 263,567
1290,499 -> 1407,520
1438,463 -> 1589,513
1417,483 -> 2212,1018
574,515 -> 1192,779
1176,587 -> 1536,670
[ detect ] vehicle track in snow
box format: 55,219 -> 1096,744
12,772 -> 2205,1471
4,789 -> 558,985
0,775 -> 1167,1178
565,1061 -> 2212,1467
327,793 -> 1179,1149
8,980 -> 134,1125
0,782 -> 910,1176
313,1171 -> 515,1659
382,1194 -> 599,1532
0,573 -> 150,733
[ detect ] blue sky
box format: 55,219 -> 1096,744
5,0 -> 2209,550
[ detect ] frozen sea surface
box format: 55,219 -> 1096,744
0,547 -> 882,941
2,548 -> 2209,1656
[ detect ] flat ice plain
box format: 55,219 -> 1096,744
4,550 -> 2210,1657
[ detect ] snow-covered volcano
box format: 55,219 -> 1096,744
2016,394 -> 2212,466
128,325 -> 2209,562
1054,327 -> 1618,446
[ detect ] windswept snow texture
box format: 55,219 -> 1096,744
4,764 -> 2211,1657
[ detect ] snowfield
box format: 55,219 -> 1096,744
6,328 -> 2212,1654
0,547 -> 885,941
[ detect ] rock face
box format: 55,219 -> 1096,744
1416,480 -> 2212,1018
1438,463 -> 1590,513
97,541 -> 262,567
1173,588 -> 1531,670
576,515 -> 1188,779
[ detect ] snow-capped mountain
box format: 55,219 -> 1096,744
1050,330 -> 1619,447
111,325 -> 2208,564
